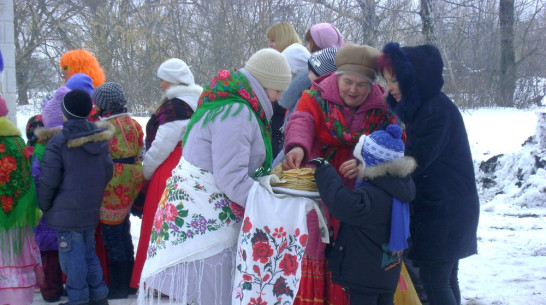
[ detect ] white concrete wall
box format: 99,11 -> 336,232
0,0 -> 16,125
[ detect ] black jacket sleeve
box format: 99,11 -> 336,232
314,164 -> 375,226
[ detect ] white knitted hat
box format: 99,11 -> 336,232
245,48 -> 292,91
157,58 -> 195,85
282,43 -> 311,74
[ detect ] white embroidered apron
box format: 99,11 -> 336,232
139,157 -> 243,304
233,182 -> 315,305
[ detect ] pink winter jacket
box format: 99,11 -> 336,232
285,73 -> 387,168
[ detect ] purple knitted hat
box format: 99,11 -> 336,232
42,86 -> 70,128
65,73 -> 94,98
310,23 -> 344,49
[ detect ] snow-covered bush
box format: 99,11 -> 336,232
476,111 -> 546,207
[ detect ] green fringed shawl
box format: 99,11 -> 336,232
0,117 -> 40,258
183,69 -> 272,178
33,142 -> 46,163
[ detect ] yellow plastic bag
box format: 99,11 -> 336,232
394,262 -> 422,305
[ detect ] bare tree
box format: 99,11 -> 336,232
498,0 -> 516,107
512,0 -> 546,107
420,0 -> 436,45
14,0 -> 81,105
12,0 -> 546,110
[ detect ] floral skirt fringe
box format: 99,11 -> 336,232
140,247 -> 236,304
0,229 -> 44,305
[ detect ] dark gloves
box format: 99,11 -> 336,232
308,157 -> 329,168
131,181 -> 149,219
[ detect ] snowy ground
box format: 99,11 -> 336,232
18,106 -> 545,305
456,108 -> 546,305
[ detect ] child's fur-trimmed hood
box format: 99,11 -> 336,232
35,126 -> 63,142
66,121 -> 114,148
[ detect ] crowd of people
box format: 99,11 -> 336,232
0,21 -> 479,305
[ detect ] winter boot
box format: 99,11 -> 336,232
90,296 -> 109,305
107,261 -> 129,299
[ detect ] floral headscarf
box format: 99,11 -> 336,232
183,69 -> 273,177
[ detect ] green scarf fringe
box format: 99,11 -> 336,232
0,183 -> 40,259
183,101 -> 273,178
0,181 -> 40,231
0,125 -> 41,258
0,226 -> 37,265
33,142 -> 46,163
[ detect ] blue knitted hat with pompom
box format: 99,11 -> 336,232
361,124 -> 404,166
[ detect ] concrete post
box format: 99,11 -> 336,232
0,0 -> 16,125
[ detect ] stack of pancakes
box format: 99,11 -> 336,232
271,164 -> 317,192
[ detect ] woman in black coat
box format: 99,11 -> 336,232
377,43 -> 480,305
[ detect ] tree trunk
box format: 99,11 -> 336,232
15,63 -> 29,105
420,0 -> 436,45
498,0 -> 516,107
356,0 -> 376,45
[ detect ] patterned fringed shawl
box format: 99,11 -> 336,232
0,117 -> 40,261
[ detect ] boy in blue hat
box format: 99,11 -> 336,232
310,124 -> 416,305
39,89 -> 114,305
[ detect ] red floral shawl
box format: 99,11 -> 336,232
297,87 -> 406,179
0,117 -> 39,256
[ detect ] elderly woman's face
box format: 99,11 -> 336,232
337,73 -> 372,109
383,70 -> 402,102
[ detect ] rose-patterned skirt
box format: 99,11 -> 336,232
138,157 -> 244,304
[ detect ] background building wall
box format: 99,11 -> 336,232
0,0 -> 16,124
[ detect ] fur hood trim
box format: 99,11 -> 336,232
165,83 -> 204,111
0,117 -> 21,137
67,121 -> 115,148
96,120 -> 116,133
359,156 -> 417,180
35,126 -> 63,141
381,42 -> 444,123
353,133 -> 366,167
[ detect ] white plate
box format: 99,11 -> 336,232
271,186 -> 321,199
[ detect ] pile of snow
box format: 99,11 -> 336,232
460,107 -> 546,305
475,110 -> 546,209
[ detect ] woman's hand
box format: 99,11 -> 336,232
282,146 -> 304,170
339,159 -> 360,179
